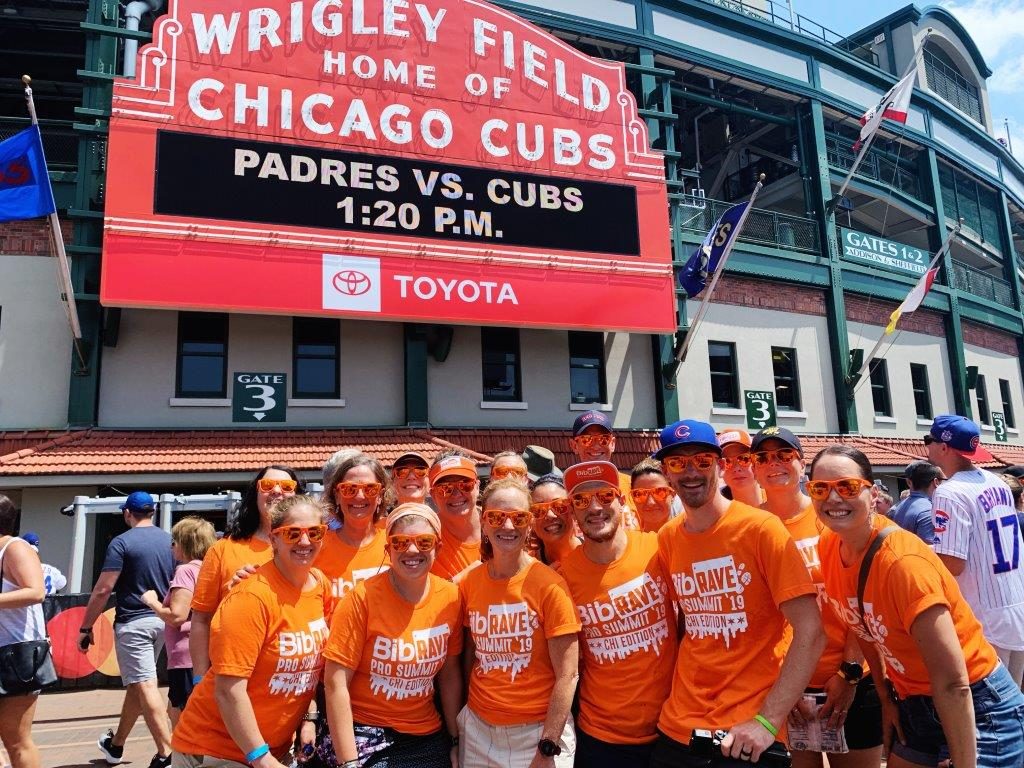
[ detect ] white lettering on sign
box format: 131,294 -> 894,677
393,275 -> 519,305
237,374 -> 284,384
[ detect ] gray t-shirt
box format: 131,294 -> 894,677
101,525 -> 175,624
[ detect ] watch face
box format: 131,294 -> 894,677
539,739 -> 561,757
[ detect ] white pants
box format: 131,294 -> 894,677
995,645 -> 1024,690
458,705 -> 575,768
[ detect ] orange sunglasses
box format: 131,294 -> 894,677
271,525 -> 327,544
388,533 -> 438,552
529,499 -> 573,518
483,509 -> 532,528
257,477 -> 298,493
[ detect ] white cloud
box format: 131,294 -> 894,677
941,0 -> 1024,60
990,52 -> 1024,93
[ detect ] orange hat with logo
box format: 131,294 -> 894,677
428,455 -> 478,484
563,461 -> 620,493
717,429 -> 752,449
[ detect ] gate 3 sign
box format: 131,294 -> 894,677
99,0 -> 673,332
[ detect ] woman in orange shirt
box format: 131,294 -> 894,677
322,503 -> 462,768
458,477 -> 580,768
809,445 -> 1024,768
317,454 -> 391,599
529,474 -> 580,569
190,465 -> 302,678
171,494 -> 332,768
628,459 -> 678,532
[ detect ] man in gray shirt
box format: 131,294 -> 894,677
889,460 -> 945,543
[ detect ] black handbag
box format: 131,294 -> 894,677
0,538 -> 58,695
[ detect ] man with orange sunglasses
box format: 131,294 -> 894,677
428,451 -> 482,580
391,451 -> 433,507
651,420 -> 824,768
570,410 -> 638,529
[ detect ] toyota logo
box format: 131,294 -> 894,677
333,270 -> 372,296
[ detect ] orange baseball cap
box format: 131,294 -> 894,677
717,429 -> 752,449
563,461 -> 620,493
429,455 -> 478,484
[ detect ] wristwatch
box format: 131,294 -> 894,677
838,661 -> 864,684
538,739 -> 562,757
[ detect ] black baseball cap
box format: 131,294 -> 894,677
750,426 -> 803,456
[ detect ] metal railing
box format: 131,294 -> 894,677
923,50 -> 983,124
673,194 -> 821,254
0,118 -> 79,170
700,0 -> 879,67
825,133 -> 922,201
950,260 -> 1016,307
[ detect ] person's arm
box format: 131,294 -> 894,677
0,542 -> 45,608
817,630 -> 865,729
936,554 -> 966,576
910,604 -> 976,768
78,570 -> 120,652
323,662 -> 359,764
528,633 -> 578,768
141,587 -> 192,627
722,594 -> 824,762
215,674 -> 290,768
189,610 -> 213,676
437,654 -> 463,768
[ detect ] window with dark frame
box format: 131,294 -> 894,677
870,359 -> 892,417
910,363 -> 933,420
568,331 -> 607,404
976,374 -> 991,425
1000,378 -> 1016,429
176,312 -> 228,398
771,347 -> 801,411
293,318 -> 340,399
481,327 -> 522,402
708,341 -> 739,408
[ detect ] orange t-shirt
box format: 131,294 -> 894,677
192,536 -> 273,613
657,501 -> 817,743
818,522 -> 998,698
431,530 -> 481,581
172,563 -> 331,761
619,472 -> 640,530
460,559 -> 580,725
558,531 -> 677,744
323,572 -> 463,734
315,528 -> 390,599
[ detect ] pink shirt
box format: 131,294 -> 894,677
164,560 -> 201,669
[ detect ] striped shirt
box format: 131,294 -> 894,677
932,469 -> 1024,651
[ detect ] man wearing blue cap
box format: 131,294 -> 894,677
650,420 -> 825,767
20,531 -> 67,594
78,491 -> 176,768
927,414 -> 1024,688
570,409 -> 639,528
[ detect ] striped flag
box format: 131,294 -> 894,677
886,266 -> 938,334
854,69 -> 916,152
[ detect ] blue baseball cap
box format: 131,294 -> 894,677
120,491 -> 155,512
654,419 -> 721,459
572,410 -> 612,436
927,415 -> 993,462
20,532 -> 40,547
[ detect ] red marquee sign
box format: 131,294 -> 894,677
100,0 -> 674,332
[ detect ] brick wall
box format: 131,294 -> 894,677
0,218 -> 73,256
711,275 -> 827,316
844,294 -> 946,336
962,319 -> 1019,356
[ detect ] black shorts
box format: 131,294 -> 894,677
167,668 -> 195,709
650,731 -> 790,767
575,725 -> 655,767
799,677 -> 882,752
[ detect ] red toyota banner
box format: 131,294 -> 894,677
100,0 -> 674,332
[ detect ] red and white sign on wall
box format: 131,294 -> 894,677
100,0 -> 674,331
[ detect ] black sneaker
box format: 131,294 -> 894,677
147,754 -> 172,768
97,730 -> 124,765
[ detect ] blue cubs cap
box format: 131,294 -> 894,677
654,419 -> 721,459
572,409 -> 612,436
120,491 -> 155,512
20,531 -> 40,547
928,414 -> 993,462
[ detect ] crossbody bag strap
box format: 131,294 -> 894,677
0,536 -> 15,593
856,526 -> 899,637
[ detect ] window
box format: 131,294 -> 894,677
568,332 -> 606,404
481,327 -> 521,402
976,374 -> 990,425
293,318 -> 340,399
708,341 -> 739,408
910,364 -> 932,420
870,359 -> 892,417
176,312 -> 228,398
1000,379 -> 1016,429
771,347 -> 801,411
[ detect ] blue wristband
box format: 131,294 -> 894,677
245,744 -> 270,763
192,674 -> 202,685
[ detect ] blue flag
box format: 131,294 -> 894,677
678,201 -> 749,298
0,126 -> 56,223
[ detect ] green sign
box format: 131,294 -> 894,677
993,411 -> 1008,443
232,372 -> 287,423
744,390 -> 777,430
840,228 -> 929,277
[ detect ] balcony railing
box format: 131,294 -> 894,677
0,118 -> 79,170
673,194 -> 821,254
923,50 -> 983,124
950,260 -> 1016,307
825,133 -> 922,201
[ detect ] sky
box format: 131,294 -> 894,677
795,0 -> 1024,161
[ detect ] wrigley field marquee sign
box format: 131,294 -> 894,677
99,0 -> 674,332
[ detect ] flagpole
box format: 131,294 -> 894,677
23,75 -> 86,367
664,175 -> 765,389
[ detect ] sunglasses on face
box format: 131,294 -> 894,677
483,509 -> 532,528
662,453 -> 718,473
723,454 -> 753,469
629,487 -> 676,505
388,533 -> 438,553
806,478 -> 873,501
271,525 -> 327,544
570,489 -> 620,510
574,434 -> 613,448
751,448 -> 801,466
433,479 -> 477,498
335,482 -> 382,500
257,477 -> 298,494
393,465 -> 428,480
491,466 -> 528,480
529,499 -> 573,518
